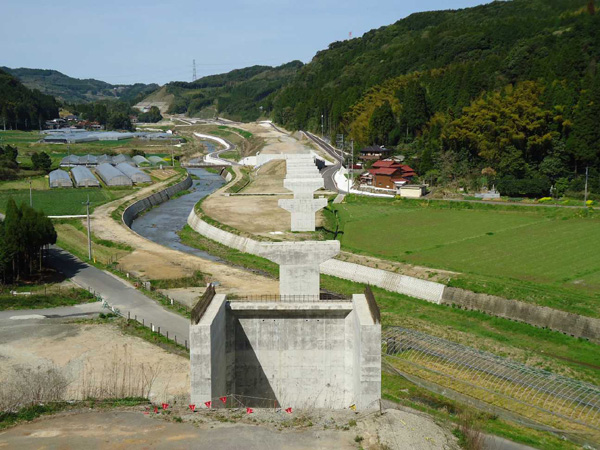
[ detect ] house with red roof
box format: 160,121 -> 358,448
360,159 -> 417,190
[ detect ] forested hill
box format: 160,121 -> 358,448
0,68 -> 59,130
2,67 -> 159,104
271,0 -> 600,196
163,61 -> 304,121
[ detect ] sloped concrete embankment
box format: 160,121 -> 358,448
123,174 -> 193,227
187,208 -> 600,342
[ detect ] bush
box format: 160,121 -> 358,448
497,175 -> 550,198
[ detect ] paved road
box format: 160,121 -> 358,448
303,131 -> 342,192
0,302 -> 103,321
47,247 -> 190,341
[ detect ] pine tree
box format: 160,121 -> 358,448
368,101 -> 396,145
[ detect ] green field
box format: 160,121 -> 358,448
0,187 -> 134,215
331,196 -> 600,316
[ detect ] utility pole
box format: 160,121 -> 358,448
84,195 -> 92,260
29,179 -> 32,207
584,166 -> 589,206
192,59 -> 197,82
171,148 -> 175,167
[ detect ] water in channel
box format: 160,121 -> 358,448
130,168 -> 225,261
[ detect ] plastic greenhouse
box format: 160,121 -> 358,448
78,154 -> 98,165
97,154 -> 113,165
95,163 -> 132,186
60,155 -> 80,167
148,156 -> 167,165
116,163 -> 152,184
49,169 -> 73,188
71,166 -> 100,188
132,155 -> 151,167
112,154 -> 135,166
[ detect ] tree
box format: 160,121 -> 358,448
398,80 -> 430,138
31,152 -> 52,172
567,73 -> 600,171
368,101 -> 396,145
588,0 -> 596,15
107,112 -> 133,131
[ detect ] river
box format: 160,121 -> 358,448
130,168 -> 224,261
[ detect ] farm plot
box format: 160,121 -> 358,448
333,197 -> 600,315
0,187 -> 134,215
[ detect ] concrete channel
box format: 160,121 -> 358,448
130,168 -> 224,260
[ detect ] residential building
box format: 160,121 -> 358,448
359,145 -> 392,161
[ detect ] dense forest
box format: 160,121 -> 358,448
0,199 -> 57,283
2,67 -> 159,104
0,69 -> 59,131
270,0 -> 600,196
165,61 -> 304,121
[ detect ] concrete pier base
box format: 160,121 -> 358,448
190,293 -> 381,410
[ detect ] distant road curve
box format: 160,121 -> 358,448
302,131 -> 342,192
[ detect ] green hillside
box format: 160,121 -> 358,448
269,0 -> 600,196
164,61 -> 304,121
0,69 -> 59,130
2,67 -> 159,104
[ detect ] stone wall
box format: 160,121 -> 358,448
442,287 -> 600,343
122,173 -> 192,227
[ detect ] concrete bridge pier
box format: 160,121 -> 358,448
256,241 -> 340,297
283,178 -> 325,199
278,197 -> 328,232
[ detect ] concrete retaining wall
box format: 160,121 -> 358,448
123,173 -> 193,227
186,208 -> 444,303
186,209 -> 600,340
442,287 -> 600,343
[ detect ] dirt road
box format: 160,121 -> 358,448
89,173 -> 278,297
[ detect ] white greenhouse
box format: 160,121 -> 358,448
71,166 -> 100,188
49,169 -> 73,188
95,163 -> 132,186
116,163 -> 152,184
132,155 -> 151,167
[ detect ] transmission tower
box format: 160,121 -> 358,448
192,59 -> 197,81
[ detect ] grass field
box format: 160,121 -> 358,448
0,187 -> 135,215
330,196 -> 600,317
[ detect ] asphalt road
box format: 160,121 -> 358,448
303,131 -> 342,192
47,247 -> 189,341
0,302 -> 103,321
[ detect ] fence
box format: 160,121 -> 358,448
382,327 -> 600,435
230,294 -> 351,302
100,298 -> 189,351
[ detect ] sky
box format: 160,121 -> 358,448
1,0 -> 489,86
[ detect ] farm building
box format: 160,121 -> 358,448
359,145 -> 392,162
95,163 -> 132,186
78,154 -> 98,165
132,155 -> 151,167
49,169 -> 73,188
112,154 -> 135,166
148,155 -> 166,165
60,155 -> 80,167
97,154 -> 113,164
116,163 -> 152,184
71,166 -> 100,188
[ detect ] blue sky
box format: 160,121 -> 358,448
2,0 -> 488,86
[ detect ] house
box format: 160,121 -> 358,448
364,159 -> 417,190
359,145 -> 392,161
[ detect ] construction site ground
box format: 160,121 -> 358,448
0,406 -> 457,450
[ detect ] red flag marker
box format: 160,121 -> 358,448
162,403 -> 169,410
189,404 -> 196,412
219,396 -> 227,404
246,407 -> 253,414
143,411 -> 149,415
285,407 -> 293,414
204,401 -> 212,409
154,406 -> 158,414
